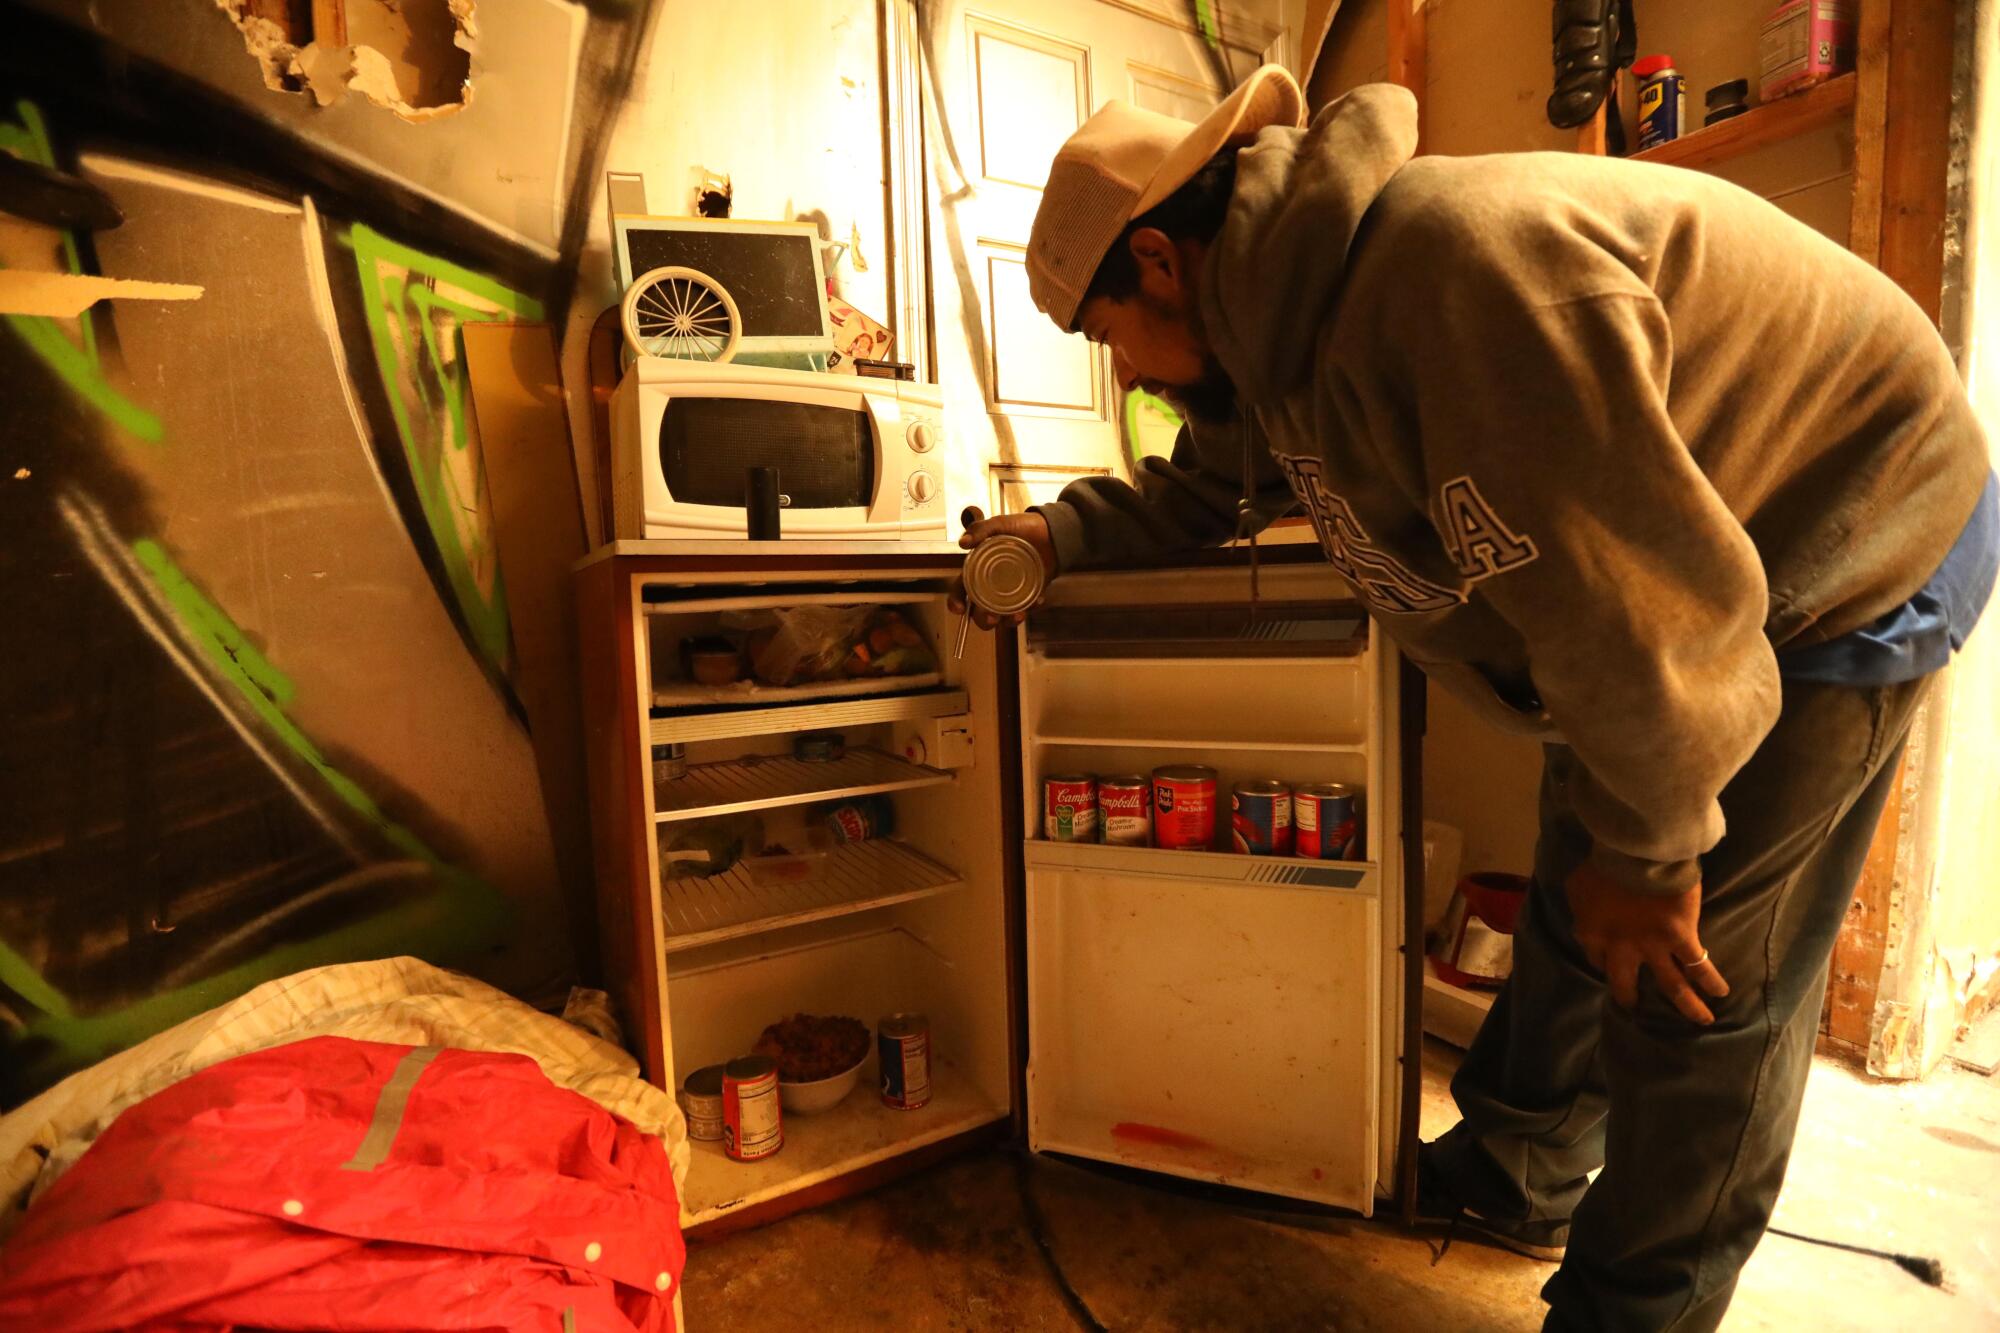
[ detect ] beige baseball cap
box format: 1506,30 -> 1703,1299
1026,64 -> 1304,331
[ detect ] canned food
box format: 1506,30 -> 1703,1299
651,742 -> 688,784
679,1064 -> 726,1142
1098,775 -> 1152,846
825,794 -> 894,843
722,1055 -> 783,1161
1153,765 -> 1218,851
878,1012 -> 932,1110
1295,783 -> 1359,860
1043,774 -> 1098,842
1231,780 -> 1294,856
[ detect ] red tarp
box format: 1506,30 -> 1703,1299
0,1036 -> 684,1332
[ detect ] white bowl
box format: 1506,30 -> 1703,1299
777,1053 -> 868,1114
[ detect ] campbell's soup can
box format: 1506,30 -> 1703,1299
1044,774 -> 1098,842
879,1012 -> 932,1110
1295,783 -> 1359,860
1098,775 -> 1153,846
1231,780 -> 1294,856
679,1064 -> 727,1142
1152,765 -> 1218,851
722,1055 -> 783,1161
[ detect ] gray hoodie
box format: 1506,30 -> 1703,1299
1034,85 -> 1990,896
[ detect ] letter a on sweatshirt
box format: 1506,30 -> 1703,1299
1438,476 -> 1539,581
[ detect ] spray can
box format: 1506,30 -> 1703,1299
1633,55 -> 1687,150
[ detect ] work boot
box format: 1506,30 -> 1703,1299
1548,0 -> 1628,129
1411,1141 -> 1570,1263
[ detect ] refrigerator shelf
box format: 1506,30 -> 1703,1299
648,688 -> 969,745
681,1060 -> 1004,1224
654,747 -> 952,823
660,838 -> 966,952
1031,735 -> 1367,754
1024,838 -> 1372,890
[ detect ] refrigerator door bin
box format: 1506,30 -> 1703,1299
1024,850 -> 1382,1211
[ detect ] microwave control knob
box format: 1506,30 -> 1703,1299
907,469 -> 939,504
909,420 -> 938,453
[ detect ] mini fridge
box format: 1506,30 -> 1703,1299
575,540 -> 1422,1238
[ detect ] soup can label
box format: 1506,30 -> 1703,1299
879,1013 -> 932,1110
1231,781 -> 1294,856
1044,775 -> 1098,842
1098,776 -> 1152,846
1152,766 -> 1217,851
722,1056 -> 783,1161
1295,784 -> 1359,860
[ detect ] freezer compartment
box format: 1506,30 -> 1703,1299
1030,655 -> 1367,750
1025,854 -> 1382,1212
665,921 -> 1011,1226
644,585 -> 954,713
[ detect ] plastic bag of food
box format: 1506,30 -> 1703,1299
840,608 -> 938,679
739,605 -> 874,686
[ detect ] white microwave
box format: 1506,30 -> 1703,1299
609,358 -> 949,541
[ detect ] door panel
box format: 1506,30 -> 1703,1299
922,0 -> 1277,524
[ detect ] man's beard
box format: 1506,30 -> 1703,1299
1146,292 -> 1238,426
1159,358 -> 1238,426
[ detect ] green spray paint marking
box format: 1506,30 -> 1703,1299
1124,386 -> 1183,465
0,541 -> 510,1086
1194,0 -> 1221,46
348,223 -> 543,671
0,100 -> 164,443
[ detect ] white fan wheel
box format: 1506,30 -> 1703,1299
622,266 -> 740,363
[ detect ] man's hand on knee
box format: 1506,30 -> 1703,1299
1565,864 -> 1731,1025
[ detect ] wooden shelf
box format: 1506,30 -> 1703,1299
648,687 -> 968,745
1632,73 -> 1856,172
654,747 -> 951,823
659,838 -> 964,952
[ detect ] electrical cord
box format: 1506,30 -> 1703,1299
1011,1150 -> 1110,1333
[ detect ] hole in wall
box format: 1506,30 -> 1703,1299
217,0 -> 474,121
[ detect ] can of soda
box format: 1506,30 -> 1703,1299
1231,780 -> 1294,856
1043,774 -> 1098,842
722,1055 -> 783,1160
1295,783 -> 1359,860
1098,776 -> 1153,846
878,1012 -> 932,1110
1153,765 -> 1218,851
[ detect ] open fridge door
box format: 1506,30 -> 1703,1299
1019,557 -> 1413,1214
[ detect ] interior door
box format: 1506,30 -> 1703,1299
917,0 -> 1282,518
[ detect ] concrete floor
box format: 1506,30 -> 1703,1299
683,1041 -> 2000,1330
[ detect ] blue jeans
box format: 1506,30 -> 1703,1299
1430,673 -> 1931,1332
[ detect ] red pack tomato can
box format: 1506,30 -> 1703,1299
1098,775 -> 1152,846
722,1055 -> 783,1161
1043,774 -> 1098,842
1152,765 -> 1217,851
1295,783 -> 1359,860
1231,780 -> 1294,856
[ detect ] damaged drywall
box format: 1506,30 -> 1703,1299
217,0 -> 474,120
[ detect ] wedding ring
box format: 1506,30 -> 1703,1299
1679,949 -> 1711,969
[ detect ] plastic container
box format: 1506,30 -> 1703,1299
1632,55 -> 1686,151
1704,79 -> 1751,126
1759,0 -> 1856,101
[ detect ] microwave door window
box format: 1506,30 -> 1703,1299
659,398 -> 874,509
